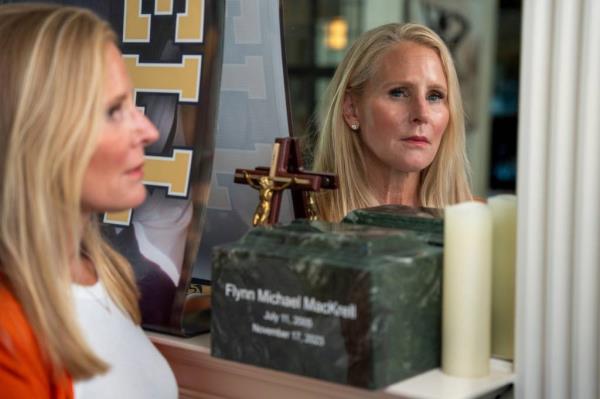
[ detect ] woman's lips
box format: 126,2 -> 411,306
402,136 -> 430,145
127,164 -> 144,179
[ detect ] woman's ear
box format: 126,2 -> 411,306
342,91 -> 360,129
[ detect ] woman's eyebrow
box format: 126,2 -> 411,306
428,84 -> 448,92
107,93 -> 127,107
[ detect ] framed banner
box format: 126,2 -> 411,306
101,0 -> 225,335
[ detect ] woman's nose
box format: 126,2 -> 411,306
133,109 -> 159,146
410,97 -> 429,124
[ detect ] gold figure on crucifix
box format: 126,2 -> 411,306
305,192 -> 319,221
244,171 -> 295,226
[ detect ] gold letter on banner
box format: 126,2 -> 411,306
123,0 -> 150,42
176,0 -> 205,43
123,55 -> 202,102
103,209 -> 134,226
103,149 -> 193,226
155,0 -> 173,15
143,149 -> 193,196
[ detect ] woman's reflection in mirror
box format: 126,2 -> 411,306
312,23 -> 473,222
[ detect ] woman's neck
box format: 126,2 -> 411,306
70,254 -> 98,286
364,154 -> 421,207
70,213 -> 98,286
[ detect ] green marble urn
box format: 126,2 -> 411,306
211,220 -> 443,389
343,205 -> 444,246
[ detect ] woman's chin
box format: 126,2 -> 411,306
107,190 -> 147,213
127,190 -> 148,210
396,158 -> 436,173
390,162 -> 432,174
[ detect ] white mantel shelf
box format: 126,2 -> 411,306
148,332 -> 514,399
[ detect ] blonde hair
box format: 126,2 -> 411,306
313,23 -> 472,221
0,4 -> 140,380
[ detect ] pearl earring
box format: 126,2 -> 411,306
351,123 -> 359,131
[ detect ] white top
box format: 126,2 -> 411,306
72,281 -> 178,399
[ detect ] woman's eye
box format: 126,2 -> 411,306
107,103 -> 124,121
427,91 -> 446,102
389,87 -> 408,98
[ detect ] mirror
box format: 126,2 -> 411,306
282,0 -> 521,197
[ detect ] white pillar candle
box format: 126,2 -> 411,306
488,194 -> 517,360
442,201 -> 492,377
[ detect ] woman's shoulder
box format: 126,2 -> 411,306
0,285 -> 42,363
0,285 -> 49,394
0,284 -> 34,348
0,284 -> 74,399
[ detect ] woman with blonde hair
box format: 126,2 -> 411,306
0,4 -> 176,398
313,23 -> 472,222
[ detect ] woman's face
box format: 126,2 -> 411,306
81,43 -> 159,213
344,40 -> 449,174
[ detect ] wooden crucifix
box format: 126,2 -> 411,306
234,137 -> 338,226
